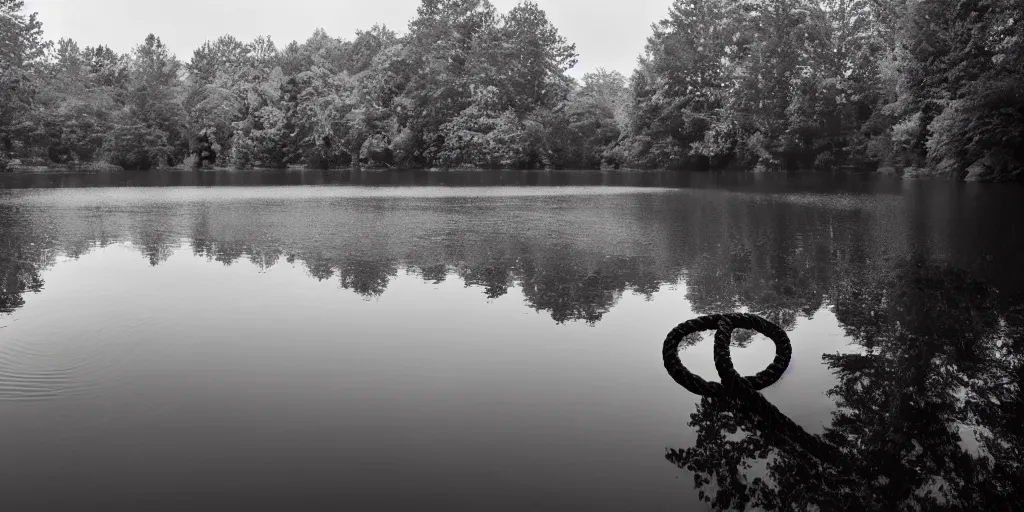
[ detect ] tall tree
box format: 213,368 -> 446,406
495,1 -> 577,114
913,0 -> 1024,180
400,0 -> 500,165
102,34 -> 184,169
0,0 -> 48,168
187,35 -> 251,84
31,38 -> 117,163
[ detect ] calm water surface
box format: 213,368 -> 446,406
1,169 -> 1023,511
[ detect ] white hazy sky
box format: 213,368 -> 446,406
23,0 -> 672,78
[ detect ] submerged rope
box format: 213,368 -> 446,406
662,313 -> 847,468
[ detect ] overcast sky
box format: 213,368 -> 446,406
23,0 -> 672,78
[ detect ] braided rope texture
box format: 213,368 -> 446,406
662,313 -> 792,397
663,313 -> 847,468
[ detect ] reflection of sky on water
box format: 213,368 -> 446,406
1,173 -> 1023,510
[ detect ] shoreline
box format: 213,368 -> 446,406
0,163 -> 968,179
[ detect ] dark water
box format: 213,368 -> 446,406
1,169 -> 1022,511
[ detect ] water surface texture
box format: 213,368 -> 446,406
2,169 -> 1023,511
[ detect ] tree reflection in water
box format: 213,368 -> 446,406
667,258 -> 1024,510
0,255 -> 45,314
2,179 -> 1023,509
0,206 -> 50,313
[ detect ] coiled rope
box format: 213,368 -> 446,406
662,313 -> 847,468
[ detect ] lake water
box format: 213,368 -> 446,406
2,169 -> 1023,511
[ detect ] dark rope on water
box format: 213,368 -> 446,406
662,313 -> 849,469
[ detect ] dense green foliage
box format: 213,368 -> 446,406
1,0 -> 1021,179
624,0 -> 1024,180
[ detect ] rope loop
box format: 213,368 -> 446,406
664,312 -> 848,468
662,313 -> 793,397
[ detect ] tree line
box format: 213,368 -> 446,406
2,0 -> 1021,180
